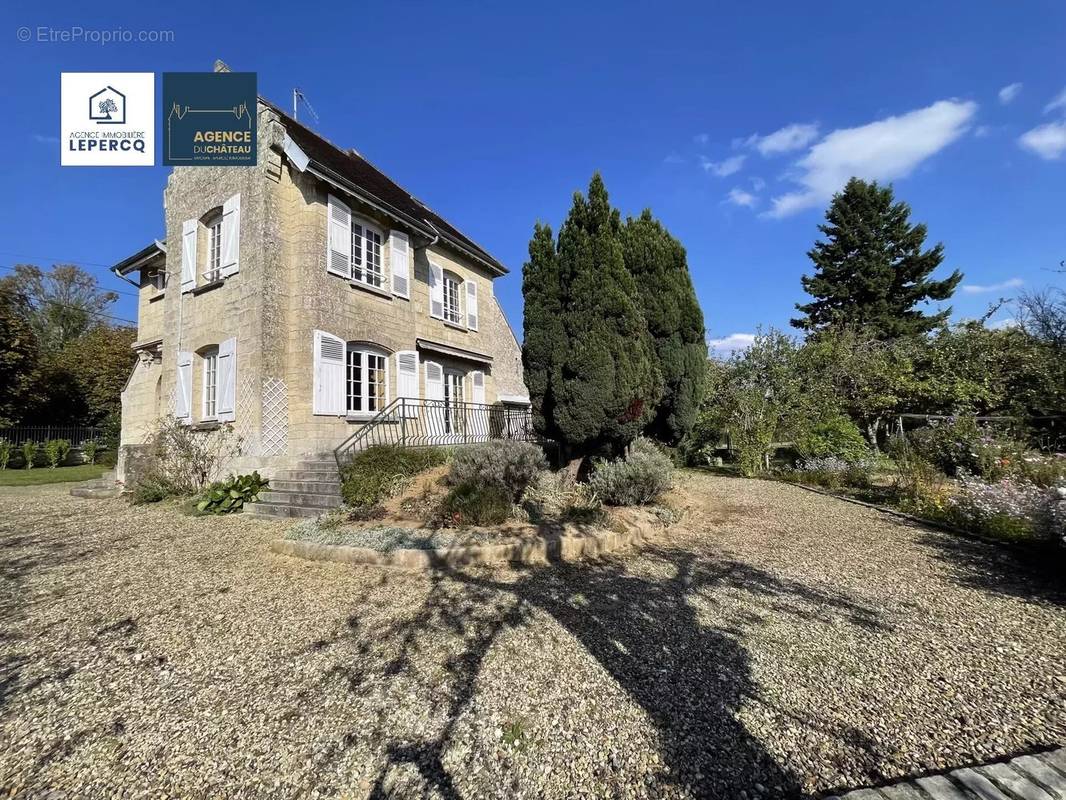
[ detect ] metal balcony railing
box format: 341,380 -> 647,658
333,398 -> 538,469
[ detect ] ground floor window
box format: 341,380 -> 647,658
202,347 -> 219,420
443,370 -> 464,433
347,345 -> 388,414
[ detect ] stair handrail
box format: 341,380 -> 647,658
332,398 -> 405,469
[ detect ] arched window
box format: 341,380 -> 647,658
346,343 -> 389,415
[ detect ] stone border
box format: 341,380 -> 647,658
270,521 -> 652,569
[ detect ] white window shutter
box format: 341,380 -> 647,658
390,231 -> 410,299
466,279 -> 479,330
396,350 -> 420,417
471,370 -> 485,405
326,194 -> 352,278
313,330 -> 345,415
429,261 -> 444,319
220,194 -> 241,277
217,337 -> 237,422
175,351 -> 193,423
425,361 -> 444,400
181,220 -> 197,292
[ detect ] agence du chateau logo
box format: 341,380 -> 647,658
61,72 -> 154,166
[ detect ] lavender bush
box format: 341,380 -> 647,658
791,456 -> 873,490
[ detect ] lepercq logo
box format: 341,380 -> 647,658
61,72 -> 154,166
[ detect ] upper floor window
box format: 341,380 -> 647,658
346,344 -> 388,415
204,211 -> 223,283
443,272 -> 462,325
202,346 -> 219,420
352,221 -> 384,289
181,194 -> 240,294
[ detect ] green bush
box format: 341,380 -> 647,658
130,478 -> 174,505
196,472 -> 269,515
448,441 -> 547,500
340,446 -> 447,508
43,439 -> 71,469
796,415 -> 869,462
82,439 -> 99,465
21,441 -> 37,470
439,481 -> 511,526
589,437 -> 674,506
908,418 -> 1022,479
0,439 -> 9,471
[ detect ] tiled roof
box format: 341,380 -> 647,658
261,97 -> 507,275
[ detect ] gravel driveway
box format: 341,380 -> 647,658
0,474 -> 1063,799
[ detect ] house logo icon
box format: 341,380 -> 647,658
88,86 -> 126,125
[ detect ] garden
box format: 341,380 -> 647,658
0,435 -> 110,486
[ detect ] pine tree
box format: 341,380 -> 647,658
791,178 -> 962,339
522,174 -> 661,461
622,210 -> 707,444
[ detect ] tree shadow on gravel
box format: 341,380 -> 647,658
321,543 -> 889,799
907,523 -> 1066,607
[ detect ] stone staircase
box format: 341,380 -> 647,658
69,470 -> 121,499
247,456 -> 342,519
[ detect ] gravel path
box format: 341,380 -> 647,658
0,474 -> 1063,799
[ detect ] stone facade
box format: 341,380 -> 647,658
117,102 -> 528,481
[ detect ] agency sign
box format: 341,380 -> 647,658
61,72 -> 154,166
162,72 -> 257,166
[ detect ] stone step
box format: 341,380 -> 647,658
276,469 -> 341,482
70,486 -> 122,500
246,502 -> 324,519
269,479 -> 342,496
295,459 -> 338,470
258,490 -> 341,509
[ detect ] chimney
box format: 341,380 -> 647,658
214,59 -> 231,73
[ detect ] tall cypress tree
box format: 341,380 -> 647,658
791,178 -> 962,339
522,174 -> 660,461
521,222 -> 563,440
622,210 -> 707,444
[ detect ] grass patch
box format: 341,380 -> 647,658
340,446 -> 447,509
0,463 -> 108,487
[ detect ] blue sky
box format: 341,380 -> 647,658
2,1 -> 1064,352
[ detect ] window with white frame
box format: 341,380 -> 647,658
351,220 -> 384,288
346,345 -> 388,415
443,272 -> 462,324
202,347 -> 219,420
205,214 -> 222,283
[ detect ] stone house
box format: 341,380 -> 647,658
112,96 -> 529,492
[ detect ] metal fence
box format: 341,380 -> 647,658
0,426 -> 101,446
334,399 -> 539,468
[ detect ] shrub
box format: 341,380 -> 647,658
130,478 -> 173,505
340,446 -> 447,509
888,436 -> 950,513
448,441 -> 547,500
82,439 -> 99,465
796,415 -> 869,462
908,418 -> 1022,480
131,416 -> 242,499
439,481 -> 512,526
1018,454 -> 1066,488
43,439 -> 70,469
521,470 -> 604,524
589,438 -> 674,506
0,439 -> 9,471
947,473 -> 1057,544
196,472 -> 269,515
21,441 -> 37,470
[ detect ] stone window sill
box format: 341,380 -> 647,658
148,292 -> 165,303
443,319 -> 468,333
190,421 -> 221,431
345,416 -> 397,424
350,280 -> 392,300
191,279 -> 225,296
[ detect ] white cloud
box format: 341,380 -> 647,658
707,333 -> 755,354
663,153 -> 685,165
988,317 -> 1019,330
764,99 -> 978,219
694,132 -> 710,146
961,277 -> 1023,294
998,82 -> 1023,105
726,188 -> 757,208
750,176 -> 766,191
745,123 -> 820,156
700,154 -> 746,177
1044,88 -> 1066,114
974,125 -> 992,138
1018,121 -> 1066,159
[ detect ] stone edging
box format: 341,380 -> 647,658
270,521 -> 653,569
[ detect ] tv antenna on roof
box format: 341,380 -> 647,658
293,88 -> 319,125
